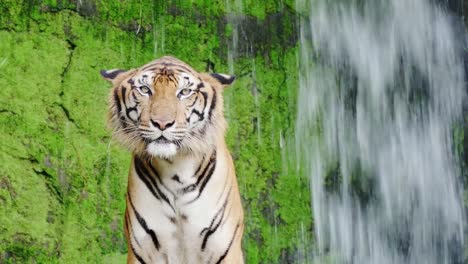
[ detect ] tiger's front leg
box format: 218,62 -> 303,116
124,183 -> 179,264
217,224 -> 244,264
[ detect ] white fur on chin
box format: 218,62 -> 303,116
146,142 -> 178,159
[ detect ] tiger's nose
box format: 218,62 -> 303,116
151,119 -> 175,130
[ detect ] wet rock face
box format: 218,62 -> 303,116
221,9 -> 298,59
441,0 -> 468,191
442,0 -> 468,24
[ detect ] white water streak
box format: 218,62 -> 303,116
297,0 -> 465,263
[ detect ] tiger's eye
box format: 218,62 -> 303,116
180,88 -> 191,96
140,86 -> 151,94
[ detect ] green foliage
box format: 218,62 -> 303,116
0,1 -> 312,263
222,50 -> 312,263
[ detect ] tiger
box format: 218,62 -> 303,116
100,56 -> 244,264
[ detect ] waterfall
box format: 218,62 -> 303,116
296,0 -> 465,263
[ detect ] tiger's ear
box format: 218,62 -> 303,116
209,73 -> 236,88
100,69 -> 129,83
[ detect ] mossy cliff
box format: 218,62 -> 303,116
0,1 -> 312,263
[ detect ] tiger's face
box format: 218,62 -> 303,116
101,56 -> 235,159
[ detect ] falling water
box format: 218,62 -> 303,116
226,0 -> 243,74
296,0 -> 465,263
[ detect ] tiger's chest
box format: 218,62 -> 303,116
127,153 -> 235,263
157,157 -> 202,198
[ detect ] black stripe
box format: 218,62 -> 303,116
132,92 -> 139,102
125,211 -> 129,232
124,211 -> 130,240
200,91 -> 208,110
128,194 -> 161,251
146,161 -> 162,181
161,63 -> 194,73
191,109 -> 204,121
121,87 -> 127,106
167,74 -> 178,83
136,158 -> 175,212
193,155 -> 206,177
215,223 -> 241,264
120,86 -> 127,128
141,61 -> 194,79
141,66 -> 159,72
130,242 -> 146,264
140,62 -> 156,71
187,91 -> 207,123
201,218 -> 222,250
186,152 -> 217,204
134,158 -> 160,200
121,86 -> 131,124
188,95 -> 198,107
208,87 -> 217,121
198,156 -> 217,195
119,116 -> 128,128
197,82 -> 204,89
200,191 -> 230,250
196,152 -> 216,185
126,107 -> 138,121
147,162 -> 177,197
140,62 -> 173,72
126,212 -> 142,248
113,88 -> 122,113
126,209 -> 146,264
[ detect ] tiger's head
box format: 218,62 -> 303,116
101,56 -> 234,159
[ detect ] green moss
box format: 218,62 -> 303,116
0,2 -> 312,263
